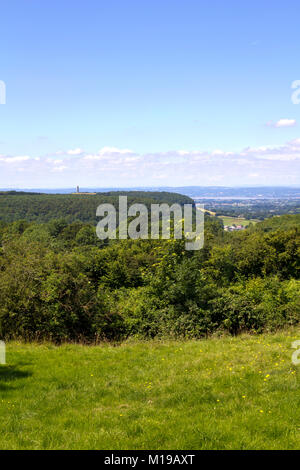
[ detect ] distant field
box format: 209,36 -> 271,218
218,216 -> 259,227
0,328 -> 299,450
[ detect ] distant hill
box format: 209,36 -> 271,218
0,191 -> 193,224
1,186 -> 299,199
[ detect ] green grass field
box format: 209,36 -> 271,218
219,216 -> 258,227
0,328 -> 299,450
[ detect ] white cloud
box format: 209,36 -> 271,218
55,148 -> 84,156
66,148 -> 84,155
275,119 -> 296,128
0,155 -> 31,163
46,158 -> 63,164
84,154 -> 106,161
52,165 -> 67,172
267,119 -> 297,128
84,147 -> 135,161
98,146 -> 133,155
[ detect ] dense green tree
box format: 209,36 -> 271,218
0,208 -> 298,342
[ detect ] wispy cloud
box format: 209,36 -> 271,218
0,140 -> 300,187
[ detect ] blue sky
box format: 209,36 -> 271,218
0,0 -> 300,187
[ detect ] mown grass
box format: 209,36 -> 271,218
219,216 -> 258,227
0,328 -> 299,450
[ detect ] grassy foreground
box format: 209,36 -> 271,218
0,328 -> 300,450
